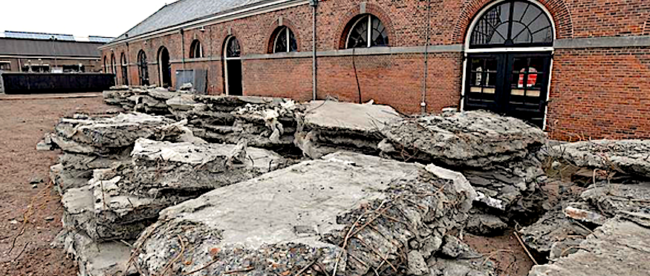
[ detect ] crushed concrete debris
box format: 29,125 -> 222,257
550,140 -> 650,180
528,214 -> 650,276
36,89 -> 650,276
521,182 -> 650,260
132,152 -> 475,276
54,230 -> 136,276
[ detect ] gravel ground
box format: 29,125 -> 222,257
0,94 -> 118,275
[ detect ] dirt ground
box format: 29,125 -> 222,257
464,230 -> 536,276
0,94 -> 118,276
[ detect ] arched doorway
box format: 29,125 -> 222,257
137,50 -> 149,86
223,36 -> 242,96
120,53 -> 129,86
463,0 -> 555,128
158,47 -> 172,88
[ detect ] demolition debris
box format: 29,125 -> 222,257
34,86 -> 649,276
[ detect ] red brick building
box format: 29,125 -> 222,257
100,0 -> 650,140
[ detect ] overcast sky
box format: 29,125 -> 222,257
0,0 -> 176,37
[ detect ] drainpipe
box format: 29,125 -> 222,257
310,0 -> 318,101
180,29 -> 186,70
126,42 -> 131,85
421,0 -> 432,114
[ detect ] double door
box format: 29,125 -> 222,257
465,52 -> 552,127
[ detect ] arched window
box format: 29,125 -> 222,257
103,56 -> 107,73
271,26 -> 297,53
469,0 -> 554,48
345,14 -> 388,49
223,36 -> 243,96
137,50 -> 149,86
110,53 -> 117,75
120,53 -> 129,86
189,40 -> 203,59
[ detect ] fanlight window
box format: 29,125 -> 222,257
226,37 -> 241,58
470,0 -> 553,48
346,14 -> 388,49
273,27 -> 298,53
190,40 -> 203,59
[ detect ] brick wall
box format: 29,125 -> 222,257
101,0 -> 650,139
548,47 -> 650,140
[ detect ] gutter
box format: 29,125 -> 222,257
100,0 -> 308,50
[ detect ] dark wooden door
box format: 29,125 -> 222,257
465,52 -> 552,127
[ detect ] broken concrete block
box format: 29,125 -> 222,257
51,153 -> 129,194
520,207 -> 592,256
54,229 -> 135,276
579,183 -> 650,217
185,95 -> 301,149
466,214 -> 508,236
551,140 -> 650,180
63,139 -> 286,241
380,111 -> 548,216
133,152 -> 475,276
51,113 -> 179,154
407,251 -> 429,276
528,214 -> 650,276
380,111 -> 546,168
295,101 -> 402,159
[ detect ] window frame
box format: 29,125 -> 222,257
468,0 -> 555,50
345,14 -> 389,49
189,39 -> 204,59
272,26 -> 297,54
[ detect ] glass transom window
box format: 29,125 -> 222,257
470,1 -> 553,48
346,14 -> 388,49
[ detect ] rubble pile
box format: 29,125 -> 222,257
380,111 -> 548,223
104,86 -> 177,115
44,111 -> 287,276
62,138 -> 286,242
104,87 -> 303,149
131,152 -> 493,276
520,140 -> 650,275
33,89 -> 649,276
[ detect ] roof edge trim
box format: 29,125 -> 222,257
100,0 -> 308,49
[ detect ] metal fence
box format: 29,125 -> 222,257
1,73 -> 115,94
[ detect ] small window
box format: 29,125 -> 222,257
345,14 -> 388,49
190,40 -> 204,59
272,27 -> 298,53
0,62 -> 11,71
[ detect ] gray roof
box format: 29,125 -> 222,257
115,0 -> 271,42
0,38 -> 103,58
